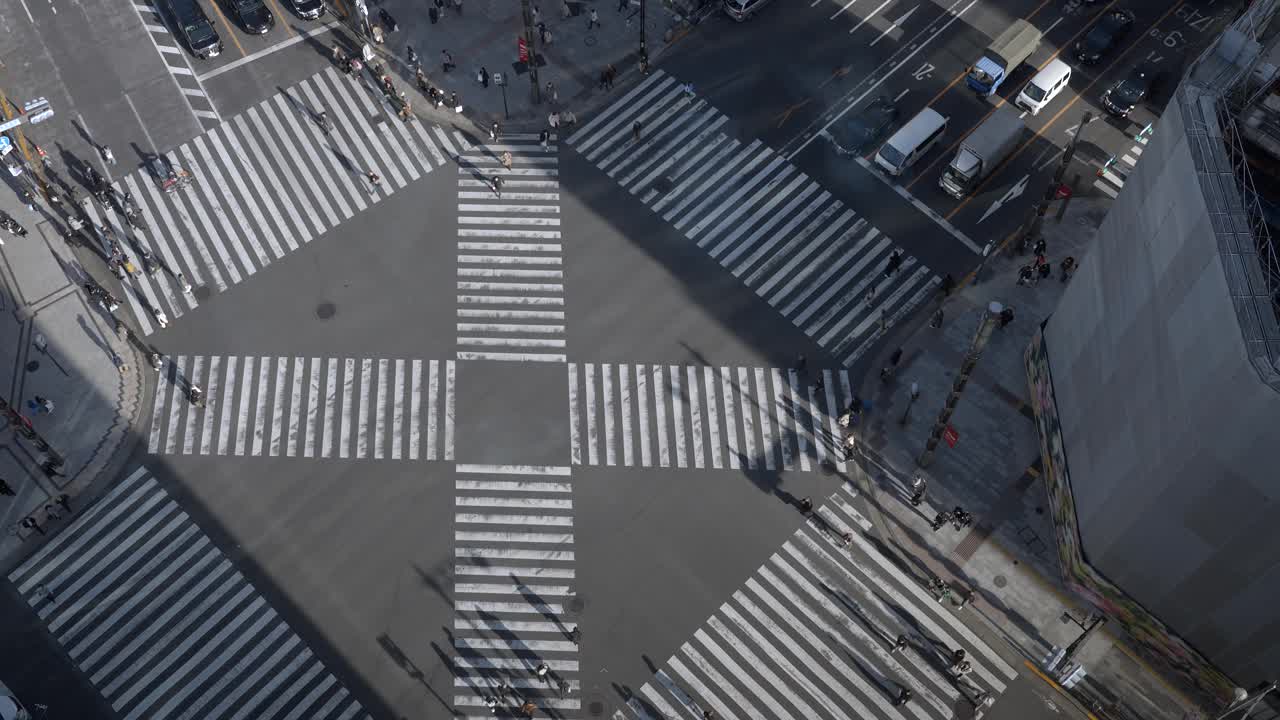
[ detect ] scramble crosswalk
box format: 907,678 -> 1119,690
616,482 -> 1019,720
93,66 -> 459,337
568,363 -> 855,472
1093,131 -> 1150,199
454,133 -> 566,362
9,466 -> 373,720
567,71 -> 939,368
453,464 -> 581,718
147,355 -> 456,460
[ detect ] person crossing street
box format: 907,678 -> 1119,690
501,151 -> 513,171
489,174 -> 504,198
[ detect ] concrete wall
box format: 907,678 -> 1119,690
1043,98 -> 1280,685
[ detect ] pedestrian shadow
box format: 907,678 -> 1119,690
841,646 -> 908,703
410,558 -> 452,605
75,313 -> 113,360
510,572 -> 568,635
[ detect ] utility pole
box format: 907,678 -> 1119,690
519,0 -> 542,105
639,0 -> 647,60
1019,110 -> 1092,252
917,301 -> 1002,467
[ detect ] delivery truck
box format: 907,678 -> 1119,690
938,105 -> 1024,199
967,20 -> 1041,96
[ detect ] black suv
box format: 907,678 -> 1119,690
230,0 -> 275,34
163,0 -> 223,59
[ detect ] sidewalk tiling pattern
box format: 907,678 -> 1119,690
86,66 -> 452,336
8,467 -> 373,720
616,482 -> 1018,720
567,70 -> 939,369
454,134 -> 567,363
568,363 -> 856,472
147,355 -> 456,460
453,464 -> 581,718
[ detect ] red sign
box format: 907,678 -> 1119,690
1055,183 -> 1072,200
943,425 -> 959,448
518,37 -> 529,62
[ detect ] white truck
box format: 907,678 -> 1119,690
939,105 -> 1024,199
967,20 -> 1041,96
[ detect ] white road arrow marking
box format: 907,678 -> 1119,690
979,173 -> 1029,224
870,4 -> 918,46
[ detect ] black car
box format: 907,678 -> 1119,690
1075,9 -> 1134,64
289,0 -> 324,19
1102,62 -> 1160,117
833,96 -> 899,156
231,0 -> 275,33
164,0 -> 223,58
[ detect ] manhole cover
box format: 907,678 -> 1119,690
820,459 -> 837,476
588,700 -> 604,716
993,575 -> 1008,588
25,360 -> 39,372
193,285 -> 213,301
567,595 -> 585,613
316,302 -> 337,320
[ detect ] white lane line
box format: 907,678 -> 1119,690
603,363 -> 616,466
252,356 -> 270,457
771,368 -> 794,470
702,367 -> 722,470
687,366 -> 704,470
269,356 -> 289,457
234,356 -> 254,456
652,365 -> 670,468
585,363 -> 599,465
391,358 -> 405,460
568,363 -> 581,465
409,358 -> 422,460
322,358 -> 337,458
670,365 -> 687,468
286,356 -> 305,457
148,360 -> 171,453
445,360 -> 456,461
357,358 -> 372,458
198,356 -> 222,455
754,367 -> 776,471
456,464 -> 573,475
216,355 -> 237,455
619,364 -> 634,467
340,358 -> 354,459
720,367 -> 739,471
637,365 -> 651,467
374,358 -> 389,459
427,359 -> 439,461
736,367 -> 757,469
164,356 -> 188,455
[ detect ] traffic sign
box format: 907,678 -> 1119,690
943,425 -> 959,448
0,135 -> 11,156
1056,183 -> 1073,200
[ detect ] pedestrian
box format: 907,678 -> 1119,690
55,493 -> 71,512
882,347 -> 902,378
893,688 -> 912,707
557,677 -> 570,698
548,112 -> 560,129
954,590 -> 976,609
454,0 -> 463,13
1033,237 -> 1047,257
599,68 -> 610,90
839,530 -> 852,547
569,626 -> 581,646
44,503 -> 62,521
605,64 -> 617,89
794,354 -> 807,373
490,175 -> 504,198
632,120 -> 642,142
911,473 -> 926,494
546,80 -> 558,103
588,6 -> 599,27
41,459 -> 65,478
560,0 -> 571,18
501,151 -> 513,171
562,109 -> 577,127
884,250 -> 902,277
484,696 -> 498,713
30,396 -> 54,415
366,170 -> 382,188
451,91 -> 461,112
317,110 -> 331,135
812,372 -> 824,391
930,511 -> 950,532
113,352 -> 129,374
1060,256 -> 1076,282
21,516 -> 44,536
864,287 -> 875,308
429,3 -> 438,22
890,634 -> 908,653
879,309 -> 888,335
1038,262 -> 1052,280
540,25 -> 553,46
177,272 -> 193,295
152,306 -> 169,328
702,711 -> 715,720
442,49 -> 455,73
490,121 -> 501,141
371,23 -> 385,44
909,489 -> 924,507
940,273 -> 955,296
617,0 -> 627,10
998,306 -> 1015,328
929,308 -> 944,328
520,701 -> 536,718
406,45 -> 417,67
540,129 -> 550,149
531,3 -> 540,22
102,144 -> 116,165
843,432 -> 857,459
33,584 -> 55,602
639,50 -> 650,75
535,662 -> 550,683
479,66 -> 490,88
0,478 -> 14,496
1016,264 -> 1035,286
799,496 -> 814,515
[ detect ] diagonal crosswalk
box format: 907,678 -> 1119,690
147,355 -> 456,460
454,133 -> 567,363
8,466 -> 374,720
568,363 -> 855,472
453,464 -> 581,718
94,66 -> 450,337
616,483 -> 1019,720
567,71 -> 940,368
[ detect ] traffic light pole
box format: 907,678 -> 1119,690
1018,110 -> 1092,253
917,301 -> 1003,467
520,0 -> 542,105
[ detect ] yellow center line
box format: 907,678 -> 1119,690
207,1 -> 249,57
946,0 -> 1188,221
264,0 -> 294,39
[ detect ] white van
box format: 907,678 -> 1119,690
874,108 -> 948,177
1015,59 -> 1072,115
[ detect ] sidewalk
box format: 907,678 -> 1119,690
0,194 -> 146,571
849,197 -> 1208,720
351,0 -> 706,133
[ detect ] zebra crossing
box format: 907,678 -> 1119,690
567,71 -> 939,368
453,464 -> 581,718
147,355 -> 456,460
9,466 -> 373,720
568,363 -> 854,472
455,133 -> 566,362
98,65 -> 455,337
616,482 -> 1019,720
1093,131 -> 1150,199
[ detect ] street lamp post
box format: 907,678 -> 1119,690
917,302 -> 1002,467
494,72 -> 509,119
519,0 -> 542,105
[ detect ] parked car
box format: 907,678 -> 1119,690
289,0 -> 324,20
1074,9 -> 1134,64
230,0 -> 275,34
833,96 -> 899,155
723,0 -> 773,21
163,0 -> 223,58
1103,62 -> 1161,117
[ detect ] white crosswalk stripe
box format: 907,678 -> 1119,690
1092,131 -> 1149,199
8,467 -> 374,720
618,483 -> 1018,720
94,66 -> 445,336
147,355 -> 452,460
569,363 -> 852,472
453,465 -> 582,717
568,70 -> 940,367
455,133 -> 567,363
